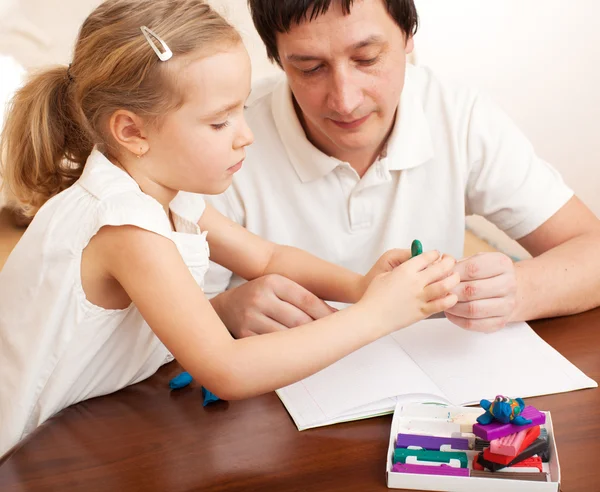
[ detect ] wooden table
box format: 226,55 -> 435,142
1,309 -> 599,492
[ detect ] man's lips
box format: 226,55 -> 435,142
330,113 -> 371,129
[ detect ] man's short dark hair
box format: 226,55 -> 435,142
248,0 -> 418,67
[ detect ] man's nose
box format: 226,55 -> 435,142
326,66 -> 364,117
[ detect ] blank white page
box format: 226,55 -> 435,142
392,319 -> 597,404
276,319 -> 597,431
277,335 -> 446,429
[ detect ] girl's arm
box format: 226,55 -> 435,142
94,225 -> 458,400
199,204 -> 405,304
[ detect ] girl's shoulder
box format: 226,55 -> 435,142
76,149 -> 173,239
27,151 -> 173,257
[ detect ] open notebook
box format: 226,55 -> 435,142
276,319 -> 597,430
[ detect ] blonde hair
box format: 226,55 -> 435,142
0,0 -> 240,217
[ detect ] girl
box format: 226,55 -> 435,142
0,0 -> 459,456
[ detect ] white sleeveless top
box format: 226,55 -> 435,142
0,149 -> 210,456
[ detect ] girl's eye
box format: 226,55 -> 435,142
211,121 -> 230,131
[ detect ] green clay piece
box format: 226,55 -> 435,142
411,239 -> 423,257
393,448 -> 468,468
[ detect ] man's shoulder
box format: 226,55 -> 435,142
246,73 -> 286,119
243,74 -> 286,137
244,74 -> 291,160
248,73 -> 285,106
406,64 -> 479,114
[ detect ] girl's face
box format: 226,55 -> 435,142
144,42 -> 254,195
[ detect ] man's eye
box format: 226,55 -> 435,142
356,57 -> 379,66
301,65 -> 323,75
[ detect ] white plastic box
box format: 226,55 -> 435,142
386,402 -> 560,492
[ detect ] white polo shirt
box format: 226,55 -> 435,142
203,64 -> 573,297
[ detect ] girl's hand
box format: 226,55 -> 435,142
357,251 -> 460,336
360,249 -> 412,298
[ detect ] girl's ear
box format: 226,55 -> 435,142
109,110 -> 150,157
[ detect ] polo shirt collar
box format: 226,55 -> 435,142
271,79 -> 340,183
384,67 -> 435,171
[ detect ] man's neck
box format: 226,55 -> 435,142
337,147 -> 382,178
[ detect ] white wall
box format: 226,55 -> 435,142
3,0 -> 598,220
213,0 -> 600,218
208,0 -> 281,82
414,0 -> 600,217
217,0 -> 599,255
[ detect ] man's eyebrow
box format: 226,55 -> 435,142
287,53 -> 322,63
286,35 -> 386,63
351,34 -> 386,50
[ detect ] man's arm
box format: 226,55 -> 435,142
513,196 -> 600,319
447,196 -> 600,331
201,204 -> 417,304
447,89 -> 600,331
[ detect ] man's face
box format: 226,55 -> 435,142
276,0 -> 414,162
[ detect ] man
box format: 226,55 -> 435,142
206,0 -> 600,337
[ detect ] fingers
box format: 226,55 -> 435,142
454,252 -> 514,281
444,297 -> 516,319
423,272 -> 460,301
263,299 -> 315,328
235,315 -> 289,337
270,276 -> 336,321
423,293 -> 458,316
452,274 -> 517,302
224,275 -> 334,336
403,250 -> 441,272
378,249 -> 412,269
445,312 -> 508,333
421,254 -> 457,284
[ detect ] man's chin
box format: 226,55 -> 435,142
327,134 -> 382,154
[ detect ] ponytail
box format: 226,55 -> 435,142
1,0 -> 241,218
0,66 -> 92,217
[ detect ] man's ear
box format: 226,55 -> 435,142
405,35 -> 415,55
108,110 -> 149,157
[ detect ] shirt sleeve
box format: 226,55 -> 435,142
465,93 -> 573,240
201,186 -> 246,299
94,191 -> 172,240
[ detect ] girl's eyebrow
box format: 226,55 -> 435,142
209,100 -> 243,118
206,89 -> 252,118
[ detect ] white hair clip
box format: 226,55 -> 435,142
140,26 -> 173,61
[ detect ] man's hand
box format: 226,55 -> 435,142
445,252 -> 517,333
210,274 -> 336,338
